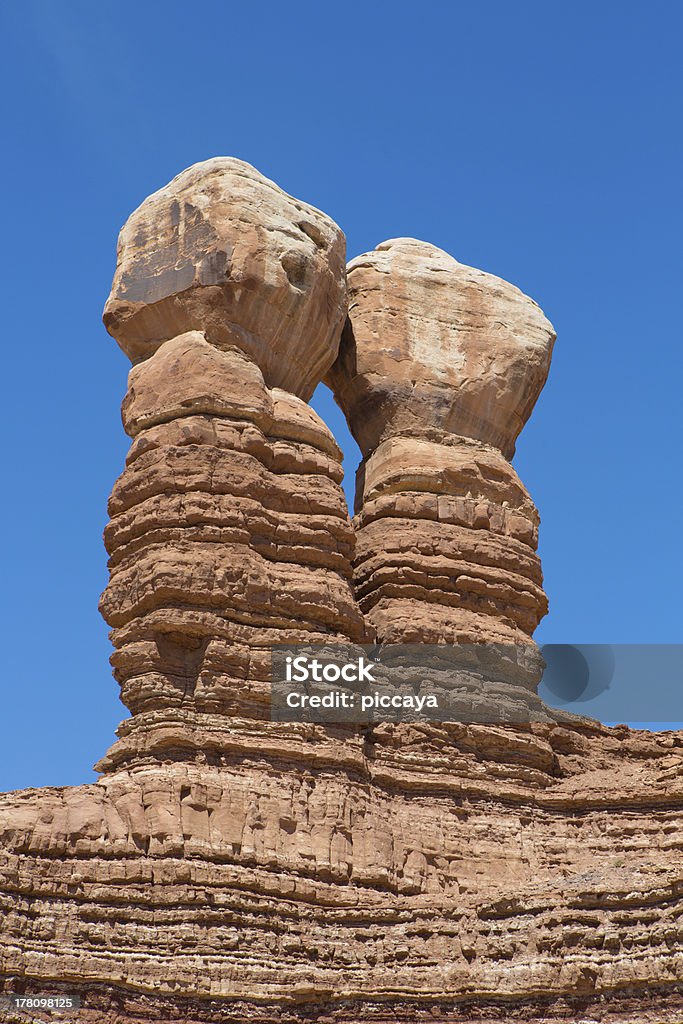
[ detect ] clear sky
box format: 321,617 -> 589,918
1,1 -> 681,790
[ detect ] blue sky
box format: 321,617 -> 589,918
1,1 -> 681,790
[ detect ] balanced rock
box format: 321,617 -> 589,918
332,237 -> 555,458
97,161 -> 367,768
1,171 -> 682,1024
103,157 -> 346,399
328,238 -> 554,659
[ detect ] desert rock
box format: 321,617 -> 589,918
99,330 -> 368,765
1,724 -> 683,1022
0,169 -> 681,1024
330,238 -> 555,458
103,157 -> 347,399
327,239 -> 552,662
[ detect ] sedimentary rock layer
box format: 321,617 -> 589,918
0,163 -> 680,1024
99,330 -> 366,765
327,238 -> 555,659
97,159 -> 367,766
353,433 -> 546,647
1,723 -> 683,1021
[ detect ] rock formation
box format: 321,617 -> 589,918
102,157 -> 345,398
97,158 -> 368,770
327,237 -> 554,656
1,160 -> 682,1024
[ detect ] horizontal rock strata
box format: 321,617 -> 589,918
0,164 -> 680,1024
327,239 -> 555,683
1,724 -> 683,1020
97,159 -> 368,766
98,330 -> 366,765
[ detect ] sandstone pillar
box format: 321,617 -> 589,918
1,176 -> 680,1024
328,238 -> 555,688
98,158 -> 367,769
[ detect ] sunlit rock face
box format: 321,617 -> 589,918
103,157 -> 347,399
98,328 -> 368,764
329,237 -> 555,459
0,167 -> 681,1024
99,161 -> 366,769
327,238 -> 554,661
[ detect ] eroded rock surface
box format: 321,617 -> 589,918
330,237 -> 555,460
103,157 -> 346,399
99,328 -> 367,769
327,238 -> 554,672
1,724 -> 683,1022
1,169 -> 681,1024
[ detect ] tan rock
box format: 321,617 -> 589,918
101,332 -> 367,745
121,330 -> 273,436
103,157 -> 347,399
97,162 -> 366,751
354,435 -> 547,648
328,238 -> 552,657
0,169 -> 681,1024
329,237 -> 555,459
2,725 -> 683,1022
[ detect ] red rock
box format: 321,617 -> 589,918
0,169 -> 680,1024
329,237 -> 555,459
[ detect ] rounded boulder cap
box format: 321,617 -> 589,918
328,238 -> 556,458
103,157 -> 347,400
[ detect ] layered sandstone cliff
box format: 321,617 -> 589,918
2,724 -> 683,1024
0,159 -> 681,1024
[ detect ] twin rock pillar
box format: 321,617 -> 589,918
3,160 -> 675,1018
100,161 -> 555,764
99,158 -> 368,769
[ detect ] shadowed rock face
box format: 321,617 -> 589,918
103,157 -> 347,399
1,165 -> 682,1024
